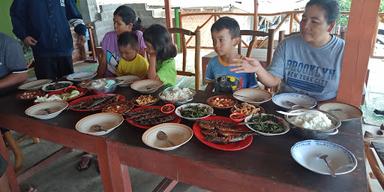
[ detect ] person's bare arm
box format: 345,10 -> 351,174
230,57 -> 281,87
96,50 -> 106,78
147,54 -> 161,81
0,72 -> 27,89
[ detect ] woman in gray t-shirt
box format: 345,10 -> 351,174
230,0 -> 344,101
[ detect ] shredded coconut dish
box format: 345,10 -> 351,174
160,87 -> 195,103
289,110 -> 333,131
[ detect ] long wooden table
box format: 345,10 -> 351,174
0,87 -> 368,192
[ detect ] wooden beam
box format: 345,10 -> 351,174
164,0 -> 172,28
336,0 -> 380,106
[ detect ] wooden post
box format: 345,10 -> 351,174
253,0 -> 259,31
164,0 -> 172,28
336,0 -> 380,106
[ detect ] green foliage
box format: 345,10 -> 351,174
337,0 -> 384,27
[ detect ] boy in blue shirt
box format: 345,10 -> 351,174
205,16 -> 257,93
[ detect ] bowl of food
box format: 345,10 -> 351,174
244,113 -> 290,136
42,81 -> 73,92
16,90 -> 46,101
231,102 -> 264,116
229,112 -> 246,123
175,103 -> 214,120
285,109 -> 341,139
161,104 -> 176,114
132,95 -> 159,106
102,101 -> 134,114
130,79 -> 163,94
85,78 -> 117,94
25,101 -> 68,120
206,95 -> 237,109
233,88 -> 272,106
159,86 -> 195,105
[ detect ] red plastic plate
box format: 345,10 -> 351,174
69,94 -> 125,112
193,116 -> 253,151
126,106 -> 181,129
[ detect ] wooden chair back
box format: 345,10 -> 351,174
168,27 -> 201,90
365,141 -> 384,190
238,29 -> 275,67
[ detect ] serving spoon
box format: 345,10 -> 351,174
319,154 -> 336,177
156,131 -> 175,147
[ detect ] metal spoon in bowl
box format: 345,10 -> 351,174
276,109 -> 308,116
156,130 -> 175,147
319,154 -> 336,177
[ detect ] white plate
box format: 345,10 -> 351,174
142,123 -> 193,151
233,88 -> 272,105
175,103 -> 214,121
272,93 -> 317,109
66,72 -> 96,82
291,140 -> 357,176
41,81 -> 73,92
130,79 -> 163,94
75,112 -> 124,136
25,101 -> 68,120
159,86 -> 195,105
318,102 -> 362,121
115,75 -> 140,87
18,79 -> 52,90
244,113 -> 290,136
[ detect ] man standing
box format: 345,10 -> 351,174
10,0 -> 87,80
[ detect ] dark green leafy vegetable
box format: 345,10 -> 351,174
180,105 -> 210,118
248,114 -> 286,133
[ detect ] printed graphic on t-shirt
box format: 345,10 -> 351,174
285,59 -> 337,93
106,50 -> 119,75
214,75 -> 243,93
60,0 -> 65,7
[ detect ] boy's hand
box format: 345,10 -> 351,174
229,57 -> 263,73
24,36 -> 38,46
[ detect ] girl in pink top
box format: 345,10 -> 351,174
96,5 -> 146,77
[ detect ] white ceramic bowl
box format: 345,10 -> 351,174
291,140 -> 357,176
318,102 -> 362,121
75,112 -> 124,136
272,93 -> 317,109
66,72 -> 96,82
244,113 -> 290,136
25,101 -> 68,119
142,123 -> 193,151
159,86 -> 195,105
175,103 -> 214,121
130,79 -> 163,94
18,79 -> 52,90
115,75 -> 140,87
233,88 -> 272,105
41,81 -> 73,92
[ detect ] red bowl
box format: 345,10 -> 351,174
229,112 -> 246,123
161,103 -> 175,114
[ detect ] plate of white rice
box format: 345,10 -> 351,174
285,109 -> 341,132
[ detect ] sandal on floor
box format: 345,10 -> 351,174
77,154 -> 93,171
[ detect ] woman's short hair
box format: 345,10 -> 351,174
306,0 -> 340,24
113,5 -> 142,31
143,24 -> 177,62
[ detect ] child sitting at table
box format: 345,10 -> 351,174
96,5 -> 146,77
205,17 -> 258,93
116,32 -> 148,78
143,24 -> 177,86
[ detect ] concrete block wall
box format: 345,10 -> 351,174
80,0 -> 167,46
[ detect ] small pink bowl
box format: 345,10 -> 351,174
230,112 -> 246,123
161,103 -> 175,114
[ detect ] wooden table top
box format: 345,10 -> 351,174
0,86 -> 368,192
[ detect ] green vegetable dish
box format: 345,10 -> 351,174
248,114 -> 286,133
180,105 -> 211,118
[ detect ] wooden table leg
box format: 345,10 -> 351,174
0,132 -> 19,192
